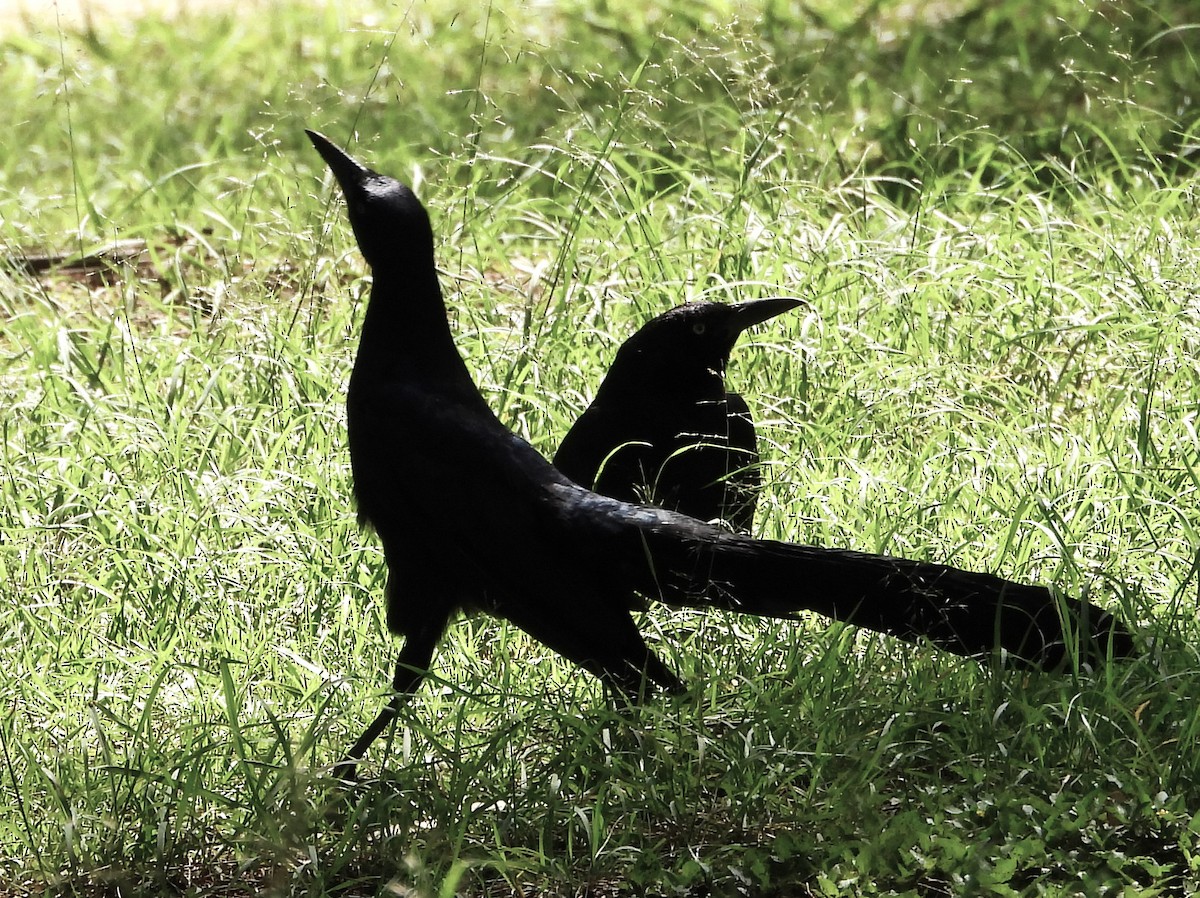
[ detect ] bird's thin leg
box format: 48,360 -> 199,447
334,631 -> 438,782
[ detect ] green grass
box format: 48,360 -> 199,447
2,0 -> 1200,894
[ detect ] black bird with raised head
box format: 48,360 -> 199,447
305,130 -> 1136,779
554,299 -> 801,532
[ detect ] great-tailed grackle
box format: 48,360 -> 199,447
554,299 -> 802,532
305,130 -> 1136,778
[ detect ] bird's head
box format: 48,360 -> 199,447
306,129 -> 434,270
616,298 -> 804,378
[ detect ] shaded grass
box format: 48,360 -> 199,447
2,0 -> 1200,895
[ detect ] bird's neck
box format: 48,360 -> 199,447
353,264 -> 480,402
703,362 -> 727,390
669,364 -> 728,401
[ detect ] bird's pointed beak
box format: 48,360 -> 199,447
306,129 -> 371,195
729,296 -> 805,334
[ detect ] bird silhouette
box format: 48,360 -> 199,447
555,299 -> 802,532
305,130 -> 1136,779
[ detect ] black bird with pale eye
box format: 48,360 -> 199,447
554,299 -> 802,533
304,129 -> 1136,781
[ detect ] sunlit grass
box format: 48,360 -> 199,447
2,0 -> 1199,895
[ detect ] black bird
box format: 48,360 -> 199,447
554,299 -> 802,532
305,131 -> 1135,778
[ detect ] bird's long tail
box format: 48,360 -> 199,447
635,525 -> 1135,669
